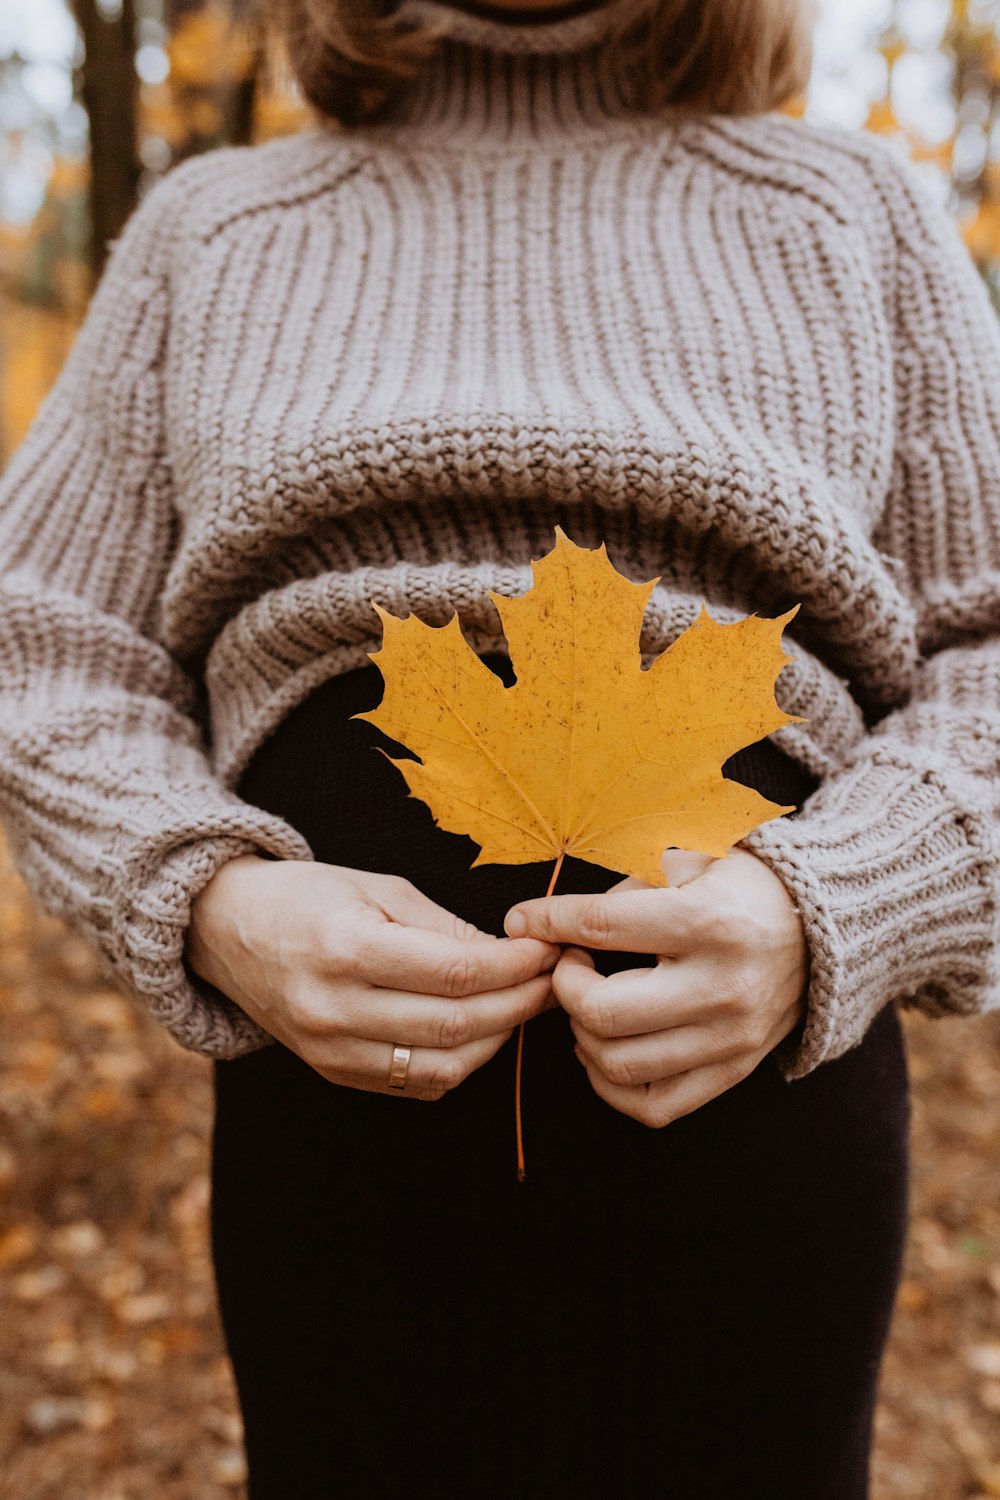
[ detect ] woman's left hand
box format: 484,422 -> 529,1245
503,848 -> 809,1128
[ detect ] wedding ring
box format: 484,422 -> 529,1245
388,1045 -> 412,1090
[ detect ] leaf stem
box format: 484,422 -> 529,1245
516,848 -> 566,1182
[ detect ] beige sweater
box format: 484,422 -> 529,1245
1,0 -> 997,1077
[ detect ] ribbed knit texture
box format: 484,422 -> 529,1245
0,0 -> 997,1074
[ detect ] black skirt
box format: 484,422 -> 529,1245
210,652 -> 910,1500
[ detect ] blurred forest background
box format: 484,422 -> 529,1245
2,1 -> 1000,1496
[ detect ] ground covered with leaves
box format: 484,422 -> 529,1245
0,834 -> 998,1500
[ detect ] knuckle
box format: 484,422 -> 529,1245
716,1008 -> 755,1056
719,908 -> 767,953
283,985 -> 329,1038
317,922 -> 360,978
719,1055 -> 752,1091
752,1011 -> 772,1048
647,1102 -> 675,1129
675,892 -> 712,938
576,993 -> 615,1036
438,949 -> 478,999
723,1014 -> 756,1053
435,1004 -> 472,1050
716,956 -> 756,1009
575,900 -> 611,948
521,906 -> 551,941
601,1048 -> 637,1088
426,1055 -> 467,1094
716,977 -> 766,1047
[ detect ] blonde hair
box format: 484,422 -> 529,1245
270,0 -> 817,129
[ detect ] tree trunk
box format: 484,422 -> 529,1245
72,0 -> 140,283
228,18 -> 265,147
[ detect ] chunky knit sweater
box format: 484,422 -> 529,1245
1,0 -> 998,1078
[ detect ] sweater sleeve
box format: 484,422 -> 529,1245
0,164 -> 315,1058
741,141 -> 1000,1080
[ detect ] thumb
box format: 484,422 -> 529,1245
368,874 -> 487,941
610,850 -> 715,890
588,852 -> 716,906
551,945 -> 600,1014
370,873 -> 559,961
606,852 -> 715,892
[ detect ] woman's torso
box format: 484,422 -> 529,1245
143,51 -> 917,798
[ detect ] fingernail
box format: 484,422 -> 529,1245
504,909 -> 528,938
573,1046 -> 585,1065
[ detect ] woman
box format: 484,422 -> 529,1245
1,0 -> 998,1493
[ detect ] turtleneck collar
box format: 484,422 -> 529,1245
358,0 -> 664,149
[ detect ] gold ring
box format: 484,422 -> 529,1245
388,1045 -> 411,1090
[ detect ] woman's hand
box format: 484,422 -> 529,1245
502,849 -> 809,1127
186,855 -> 560,1099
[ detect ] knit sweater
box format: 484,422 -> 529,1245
1,0 -> 998,1079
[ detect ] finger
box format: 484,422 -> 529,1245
312,1070 -> 446,1103
351,915 -> 559,997
370,877 -> 563,970
607,849 -> 715,892
571,1048 -> 715,1127
576,1035 -> 778,1126
642,1052 -> 764,1123
552,951 -> 717,1036
549,945 -> 599,1012
335,969 -> 555,1048
317,1027 -> 516,1096
575,996 -> 802,1088
372,874 -> 517,945
573,1044 -> 650,1120
503,883 -> 713,954
571,1017 -> 740,1087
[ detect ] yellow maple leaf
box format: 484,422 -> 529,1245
354,526 -> 804,889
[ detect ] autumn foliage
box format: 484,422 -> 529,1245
357,527 -> 803,1175
357,527 -> 801,883
3,3 -> 1000,1494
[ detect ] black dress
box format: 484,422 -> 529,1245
210,650 -> 910,1500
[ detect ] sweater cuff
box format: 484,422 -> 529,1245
739,743 -> 997,1080
97,808 -> 315,1058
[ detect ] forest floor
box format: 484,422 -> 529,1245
1,831 -> 999,1500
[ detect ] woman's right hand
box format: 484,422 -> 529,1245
185,855 -> 561,1099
